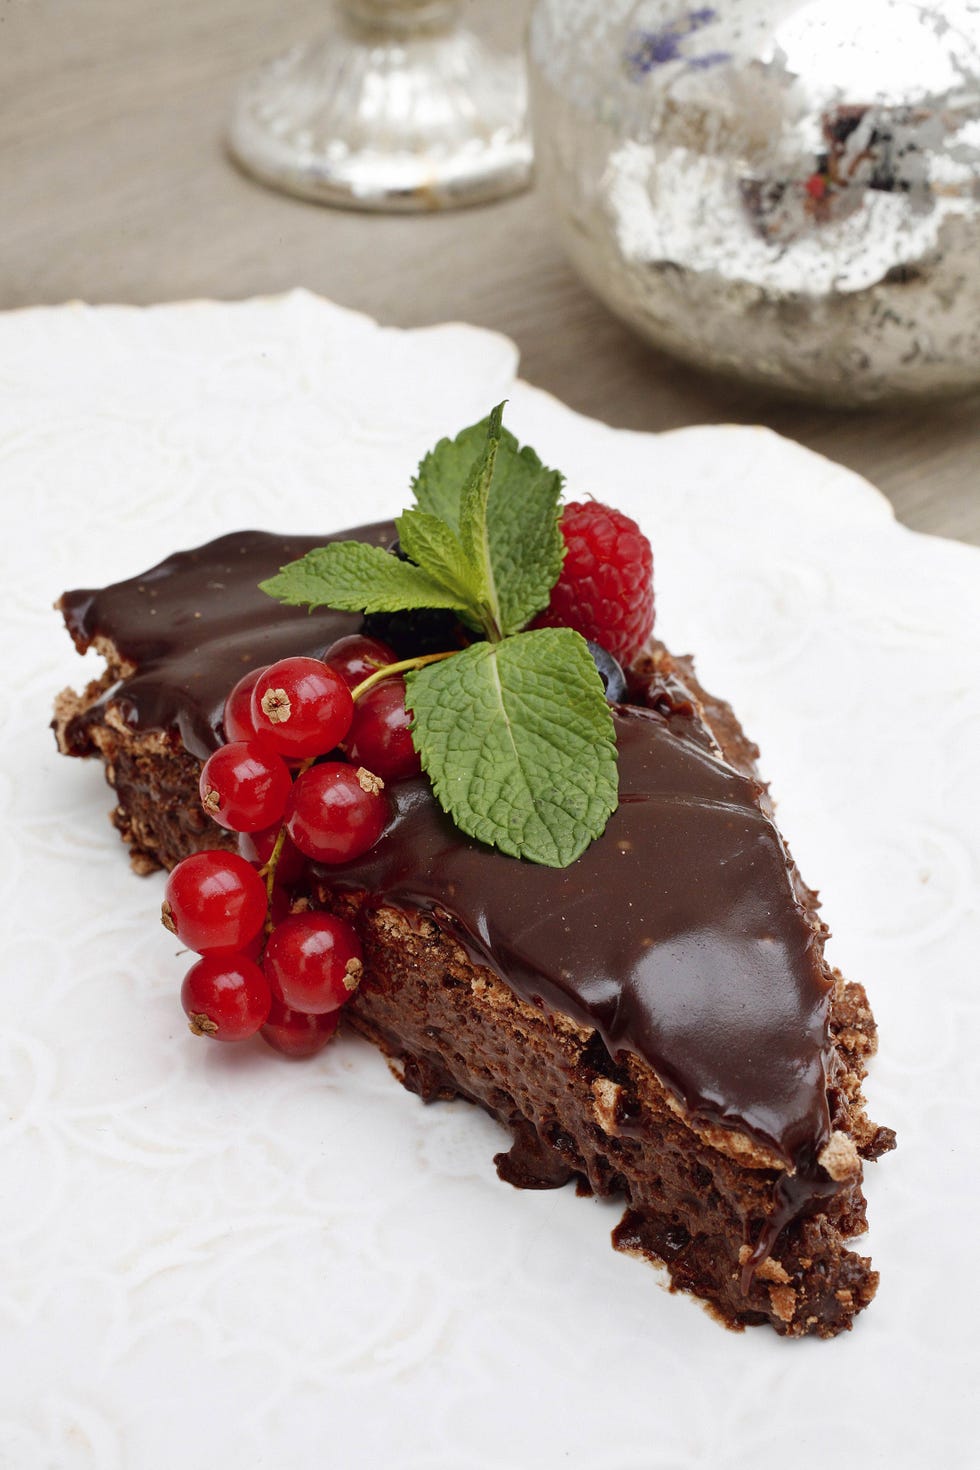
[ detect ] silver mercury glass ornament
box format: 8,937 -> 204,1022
528,0 -> 980,403
229,0 -> 532,211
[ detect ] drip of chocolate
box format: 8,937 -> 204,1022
60,526 -> 833,1181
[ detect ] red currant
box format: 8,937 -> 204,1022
222,666 -> 270,744
260,997 -> 339,1058
322,633 -> 398,690
162,850 -> 268,954
199,741 -> 292,833
286,762 -> 388,864
181,952 -> 271,1041
238,826 -> 306,886
344,676 -> 421,782
250,657 -> 354,758
263,912 -> 363,1014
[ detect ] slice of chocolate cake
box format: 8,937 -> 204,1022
53,526 -> 893,1338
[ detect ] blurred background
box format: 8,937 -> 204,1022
1,0 -> 977,543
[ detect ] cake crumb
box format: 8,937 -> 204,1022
737,1247 -> 791,1285
819,1130 -> 860,1181
756,1256 -> 792,1286
768,1285 -> 798,1324
592,1078 -> 622,1135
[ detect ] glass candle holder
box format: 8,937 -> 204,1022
528,0 -> 980,403
228,0 -> 532,211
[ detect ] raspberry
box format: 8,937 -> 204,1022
535,501 -> 654,664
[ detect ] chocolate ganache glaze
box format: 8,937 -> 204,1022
60,526 -> 835,1186
60,526 -> 390,762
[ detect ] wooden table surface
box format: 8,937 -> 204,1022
3,0 -> 978,545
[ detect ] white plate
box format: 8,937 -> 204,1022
2,292 -> 979,1470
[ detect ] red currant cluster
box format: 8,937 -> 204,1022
163,634 -> 420,1058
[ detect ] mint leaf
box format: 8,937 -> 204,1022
412,419 -> 490,531
414,408 -> 564,638
395,508 -> 473,605
458,404 -> 505,631
259,541 -> 472,615
483,439 -> 564,636
405,628 -> 618,867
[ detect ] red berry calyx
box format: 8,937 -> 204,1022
188,1012 -> 219,1037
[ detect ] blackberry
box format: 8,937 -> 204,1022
360,537 -> 469,658
360,607 -> 466,659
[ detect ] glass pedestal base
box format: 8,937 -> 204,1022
228,2 -> 532,212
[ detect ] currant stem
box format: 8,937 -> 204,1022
260,755 -> 317,930
263,826 -> 288,909
349,649 -> 456,703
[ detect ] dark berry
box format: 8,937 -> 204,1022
361,608 -> 465,660
361,541 -> 464,658
586,641 -> 627,703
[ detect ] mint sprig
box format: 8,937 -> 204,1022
260,406 -> 619,868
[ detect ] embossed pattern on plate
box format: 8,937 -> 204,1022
2,292 -> 978,1469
